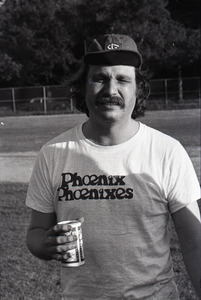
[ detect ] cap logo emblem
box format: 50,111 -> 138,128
107,43 -> 120,50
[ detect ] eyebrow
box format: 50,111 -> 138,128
116,74 -> 133,81
91,72 -> 134,81
91,73 -> 107,78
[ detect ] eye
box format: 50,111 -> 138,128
90,73 -> 110,84
117,76 -> 132,83
92,76 -> 105,83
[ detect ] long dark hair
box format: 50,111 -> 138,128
69,64 -> 150,119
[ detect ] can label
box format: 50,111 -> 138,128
58,220 -> 85,267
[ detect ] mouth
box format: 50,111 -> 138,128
98,102 -> 120,106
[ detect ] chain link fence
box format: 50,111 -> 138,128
0,77 -> 200,115
148,77 -> 200,110
0,85 -> 74,115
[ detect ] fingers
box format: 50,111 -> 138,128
48,241 -> 77,255
44,240 -> 76,261
78,217 -> 84,224
44,224 -> 77,261
46,223 -> 72,238
51,252 -> 71,262
45,234 -> 77,247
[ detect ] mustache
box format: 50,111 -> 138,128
95,96 -> 124,107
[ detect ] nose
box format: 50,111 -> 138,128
104,78 -> 118,96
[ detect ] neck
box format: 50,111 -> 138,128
82,118 -> 139,146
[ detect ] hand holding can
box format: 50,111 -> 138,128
43,222 -> 77,262
57,220 -> 85,267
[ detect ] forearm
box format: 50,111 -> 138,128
180,241 -> 201,299
26,228 -> 52,261
171,202 -> 201,299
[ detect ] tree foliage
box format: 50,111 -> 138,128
0,0 -> 200,87
168,0 -> 200,29
0,0 -> 75,86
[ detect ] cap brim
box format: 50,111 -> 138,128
83,50 -> 142,68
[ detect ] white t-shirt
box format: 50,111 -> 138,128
26,122 -> 200,299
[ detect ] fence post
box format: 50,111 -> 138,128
11,88 -> 16,113
178,66 -> 183,102
69,98 -> 74,112
43,86 -> 47,114
164,79 -> 168,108
198,78 -> 201,108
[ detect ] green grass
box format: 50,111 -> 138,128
0,109 -> 200,299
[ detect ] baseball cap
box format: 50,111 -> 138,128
83,34 -> 142,68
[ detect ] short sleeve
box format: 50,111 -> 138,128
26,148 -> 55,213
166,142 -> 200,213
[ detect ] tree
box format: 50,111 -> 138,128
168,0 -> 200,29
0,53 -> 22,83
0,0 -> 200,87
54,0 -> 200,77
0,0 -> 75,86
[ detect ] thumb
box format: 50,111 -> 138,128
77,217 -> 84,224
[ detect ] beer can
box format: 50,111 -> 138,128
58,220 -> 85,267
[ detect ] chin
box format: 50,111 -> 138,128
96,106 -> 123,121
99,112 -> 123,123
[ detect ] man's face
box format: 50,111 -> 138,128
85,65 -> 136,123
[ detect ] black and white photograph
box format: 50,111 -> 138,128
0,0 -> 200,299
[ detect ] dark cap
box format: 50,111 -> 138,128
83,34 -> 142,68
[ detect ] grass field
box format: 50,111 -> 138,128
0,109 -> 200,300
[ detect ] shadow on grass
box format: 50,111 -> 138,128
0,183 -> 199,300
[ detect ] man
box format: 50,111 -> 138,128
26,34 -> 201,299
